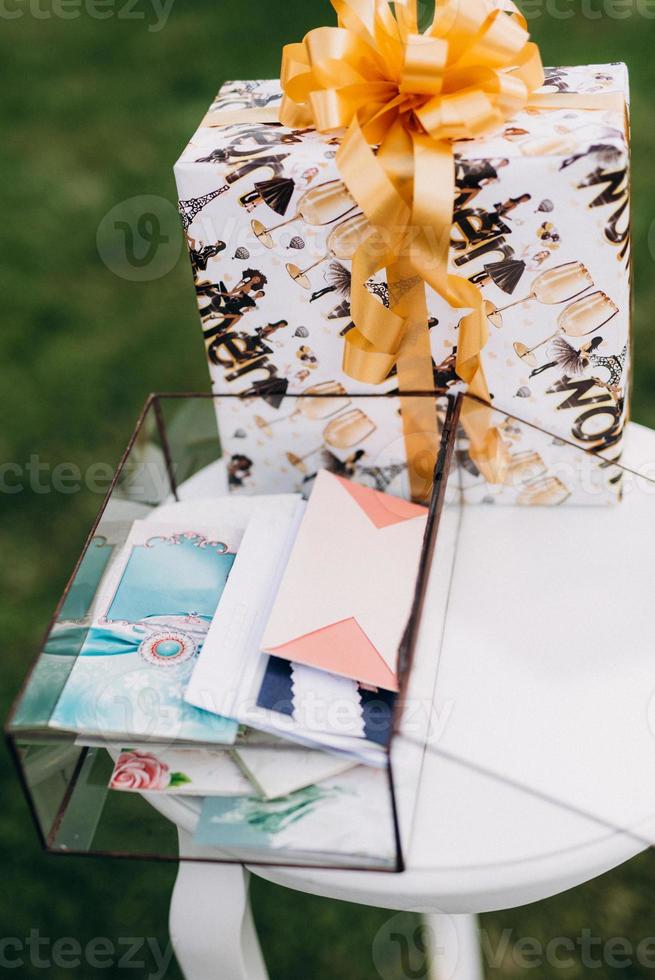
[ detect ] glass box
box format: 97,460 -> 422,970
7,390 -> 651,871
5,391 -> 459,871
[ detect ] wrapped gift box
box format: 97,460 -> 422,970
174,63 -> 630,505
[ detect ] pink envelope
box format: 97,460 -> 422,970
261,470 -> 428,692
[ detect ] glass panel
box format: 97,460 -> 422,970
396,393 -> 655,885
391,396 -> 463,866
7,398 -> 175,844
173,388 -> 446,501
157,395 -> 222,490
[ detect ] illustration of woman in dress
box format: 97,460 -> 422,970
186,238 -> 226,275
463,192 -> 532,293
469,252 -> 526,294
310,261 -> 351,303
240,373 -> 289,408
255,320 -> 288,342
196,269 -> 267,330
238,176 -> 296,214
530,336 -> 627,395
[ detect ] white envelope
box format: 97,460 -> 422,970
261,470 -> 428,691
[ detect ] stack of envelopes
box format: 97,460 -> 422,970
47,470 -> 431,867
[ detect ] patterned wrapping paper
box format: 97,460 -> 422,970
174,63 -> 630,505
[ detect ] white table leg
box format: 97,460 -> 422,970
169,831 -> 269,980
424,913 -> 483,980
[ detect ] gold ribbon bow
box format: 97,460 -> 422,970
279,0 -> 545,499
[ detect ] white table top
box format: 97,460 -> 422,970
151,421 -> 655,914
250,421 -> 655,912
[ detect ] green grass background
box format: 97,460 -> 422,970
2,1 -> 655,977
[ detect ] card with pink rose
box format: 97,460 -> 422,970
109,747 -> 251,796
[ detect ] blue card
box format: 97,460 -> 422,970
49,521 -> 244,744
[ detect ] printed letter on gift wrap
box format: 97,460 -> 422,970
261,471 -> 427,692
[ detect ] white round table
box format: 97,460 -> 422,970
164,421 -> 655,980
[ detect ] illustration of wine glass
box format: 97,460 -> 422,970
252,180 -> 357,249
503,451 -> 547,487
286,212 -> 370,289
254,381 -> 351,436
487,261 -> 594,328
286,409 -> 377,473
285,448 -> 320,473
517,476 -> 571,506
513,291 -> 619,368
324,408 -> 377,448
518,133 -> 581,158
